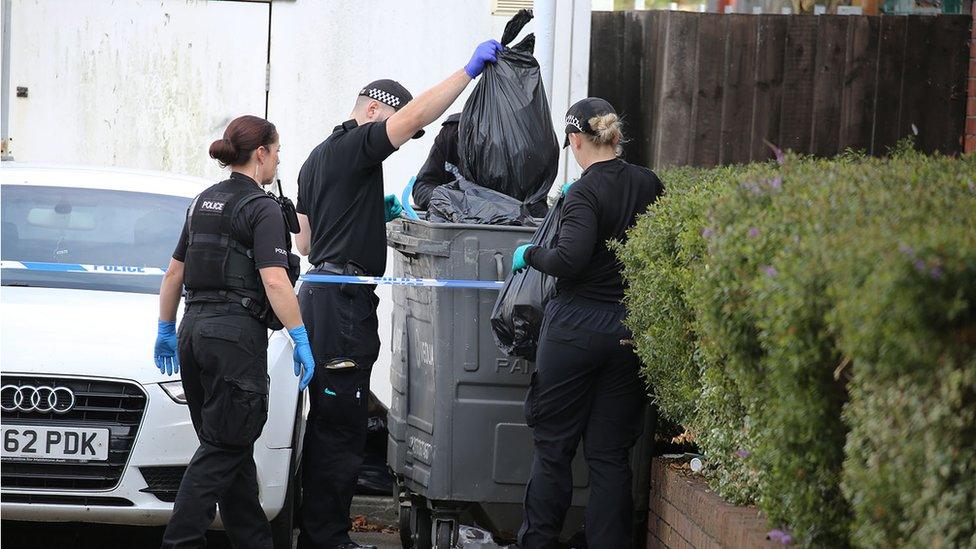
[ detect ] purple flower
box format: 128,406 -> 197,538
898,244 -> 914,256
930,266 -> 943,280
735,449 -> 750,458
748,227 -> 760,238
768,529 -> 793,544
763,266 -> 778,277
702,227 -> 714,239
767,176 -> 783,190
914,259 -> 927,273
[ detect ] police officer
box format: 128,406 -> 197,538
411,112 -> 460,210
412,111 -> 549,216
511,98 -> 665,549
293,40 -> 503,549
153,115 -> 316,549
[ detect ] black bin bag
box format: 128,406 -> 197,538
490,195 -> 564,360
427,163 -> 532,226
458,9 -> 559,214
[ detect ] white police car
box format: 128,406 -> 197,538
0,163 -> 304,545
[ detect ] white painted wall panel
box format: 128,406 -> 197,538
5,0 -> 269,180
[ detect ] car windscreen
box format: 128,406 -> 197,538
1,185 -> 190,294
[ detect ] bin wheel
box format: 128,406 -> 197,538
434,520 -> 454,549
398,500 -> 414,549
411,502 -> 432,549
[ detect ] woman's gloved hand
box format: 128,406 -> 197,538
288,325 -> 316,391
464,39 -> 503,79
384,194 -> 404,222
512,244 -> 534,273
154,320 -> 180,376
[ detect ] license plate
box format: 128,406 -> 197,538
2,426 -> 110,461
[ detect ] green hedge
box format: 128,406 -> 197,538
617,147 -> 976,546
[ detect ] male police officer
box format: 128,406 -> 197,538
293,40 -> 502,549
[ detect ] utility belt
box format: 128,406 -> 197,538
310,260 -> 370,297
186,288 -> 281,330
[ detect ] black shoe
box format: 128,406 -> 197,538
332,543 -> 377,549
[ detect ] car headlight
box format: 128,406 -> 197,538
160,381 -> 187,404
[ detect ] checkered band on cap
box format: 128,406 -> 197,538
361,87 -> 401,108
565,115 -> 584,133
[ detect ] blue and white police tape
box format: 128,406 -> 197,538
1,260 -> 504,290
0,260 -> 166,276
300,273 -> 503,291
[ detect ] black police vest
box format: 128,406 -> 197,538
183,179 -> 298,330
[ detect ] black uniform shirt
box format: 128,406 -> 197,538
172,172 -> 289,269
524,158 -> 664,302
412,113 -> 460,210
297,119 -> 397,275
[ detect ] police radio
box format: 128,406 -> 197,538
272,178 -> 301,234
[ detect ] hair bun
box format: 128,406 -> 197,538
209,115 -> 278,168
209,137 -> 239,167
587,113 -> 625,154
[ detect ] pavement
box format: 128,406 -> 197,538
1,496 -> 402,549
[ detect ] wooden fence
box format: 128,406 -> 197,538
589,12 -> 972,168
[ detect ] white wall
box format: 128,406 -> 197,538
4,0 -> 269,179
2,0 -> 592,408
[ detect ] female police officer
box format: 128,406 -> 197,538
153,115 -> 315,549
512,98 -> 665,549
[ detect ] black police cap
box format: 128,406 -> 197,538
359,79 -> 424,139
563,97 -> 617,148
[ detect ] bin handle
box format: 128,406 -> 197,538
387,230 -> 452,257
494,253 -> 505,281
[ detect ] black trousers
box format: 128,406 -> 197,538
518,295 -> 646,549
297,277 -> 380,548
162,303 -> 272,549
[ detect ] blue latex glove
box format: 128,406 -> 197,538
513,244 -> 533,273
464,39 -> 503,79
154,320 -> 180,376
561,180 -> 575,195
288,325 -> 316,391
384,194 -> 404,223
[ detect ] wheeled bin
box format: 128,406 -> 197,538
386,217 -> 654,549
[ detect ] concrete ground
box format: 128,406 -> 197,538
1,496 -> 402,549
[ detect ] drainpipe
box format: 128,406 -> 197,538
2,0 -> 12,160
534,0 -> 556,103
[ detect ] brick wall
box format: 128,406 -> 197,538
967,5 -> 976,152
647,459 -> 777,549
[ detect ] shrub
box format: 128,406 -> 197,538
619,148 -> 976,546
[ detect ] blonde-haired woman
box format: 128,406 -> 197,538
512,98 -> 665,548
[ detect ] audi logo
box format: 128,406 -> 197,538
0,385 -> 76,414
